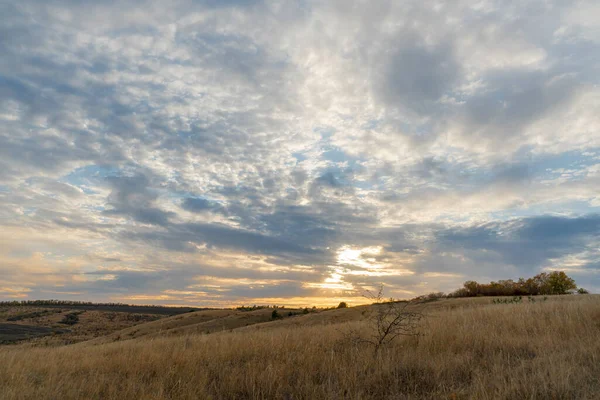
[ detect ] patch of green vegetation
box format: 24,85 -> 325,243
59,312 -> 83,326
492,296 -> 548,304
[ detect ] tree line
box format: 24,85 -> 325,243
0,299 -> 203,315
447,271 -> 579,297
0,300 -> 134,307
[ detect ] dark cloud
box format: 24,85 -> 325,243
260,205 -> 339,247
437,215 -> 600,272
180,221 -> 319,255
459,68 -> 580,143
181,197 -> 225,214
103,174 -> 175,226
375,37 -> 461,114
516,215 -> 600,241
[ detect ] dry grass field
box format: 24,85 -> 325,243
84,307 -> 308,345
1,295 -> 599,399
0,306 -> 168,346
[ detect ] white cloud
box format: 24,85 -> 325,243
1,0 -> 599,304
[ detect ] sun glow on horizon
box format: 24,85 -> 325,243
307,245 -> 416,292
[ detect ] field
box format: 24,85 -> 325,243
0,304 -> 199,346
0,323 -> 69,344
0,295 -> 599,399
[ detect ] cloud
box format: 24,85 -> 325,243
448,68 -> 583,154
436,215 -> 600,273
102,174 -> 175,226
374,37 -> 461,115
1,0 -> 600,305
181,197 -> 225,214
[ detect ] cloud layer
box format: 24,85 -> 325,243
1,0 -> 599,306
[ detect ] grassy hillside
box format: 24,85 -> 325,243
1,295 -> 598,399
0,305 -> 170,346
85,307 -> 306,344
0,301 -> 201,315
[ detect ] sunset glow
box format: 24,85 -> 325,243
1,0 -> 599,307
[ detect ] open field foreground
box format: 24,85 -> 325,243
1,296 -> 599,400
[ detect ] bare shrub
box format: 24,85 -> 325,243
346,286 -> 424,352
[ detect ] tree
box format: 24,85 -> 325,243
271,309 -> 281,320
544,271 -> 577,294
463,281 -> 479,296
337,302 -> 348,309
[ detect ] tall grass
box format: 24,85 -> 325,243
1,296 -> 599,399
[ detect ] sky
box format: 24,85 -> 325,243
1,0 -> 600,307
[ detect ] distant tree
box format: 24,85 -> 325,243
271,309 -> 281,320
577,288 -> 589,294
545,271 -> 577,294
337,302 -> 348,309
413,292 -> 446,302
463,281 -> 479,296
447,287 -> 469,298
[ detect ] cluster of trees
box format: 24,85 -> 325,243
238,305 -> 321,312
0,300 -> 201,314
448,271 -> 578,297
236,305 -> 296,311
0,300 -> 132,307
236,305 -> 271,312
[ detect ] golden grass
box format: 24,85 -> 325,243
83,309 -> 239,344
85,308 -> 307,345
0,308 -> 165,347
1,295 -> 599,399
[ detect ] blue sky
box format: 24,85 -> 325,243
1,0 -> 599,306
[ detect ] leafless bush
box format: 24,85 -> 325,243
345,285 -> 424,352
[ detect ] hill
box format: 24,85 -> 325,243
0,295 -> 598,399
0,303 -> 197,346
85,307 -> 307,345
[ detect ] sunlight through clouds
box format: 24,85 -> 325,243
337,246 -> 384,270
307,245 -> 417,293
1,0 -> 599,305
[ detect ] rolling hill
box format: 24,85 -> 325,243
1,295 -> 599,399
